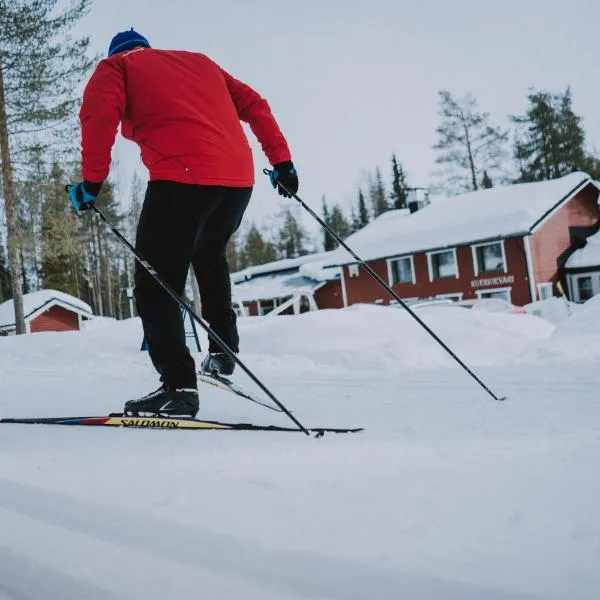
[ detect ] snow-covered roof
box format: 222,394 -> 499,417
324,172 -> 599,266
233,272 -> 328,303
0,289 -> 93,330
565,229 -> 600,269
231,250 -> 339,283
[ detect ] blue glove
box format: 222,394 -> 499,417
68,181 -> 102,214
269,161 -> 298,198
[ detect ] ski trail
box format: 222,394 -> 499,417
0,478 -> 547,600
0,547 -> 127,600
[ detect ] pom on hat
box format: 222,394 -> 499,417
108,28 -> 150,57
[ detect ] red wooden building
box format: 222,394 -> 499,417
0,290 -> 93,335
231,172 -> 600,313
324,172 -> 600,307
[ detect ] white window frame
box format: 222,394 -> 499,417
436,292 -> 464,301
570,273 -> 599,303
536,283 -> 554,301
348,264 -> 360,278
386,255 -> 416,285
475,286 -> 512,302
389,297 -> 419,306
471,240 -> 507,276
427,248 -> 459,281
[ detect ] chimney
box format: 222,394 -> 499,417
406,188 -> 430,213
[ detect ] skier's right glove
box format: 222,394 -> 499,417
270,161 -> 299,198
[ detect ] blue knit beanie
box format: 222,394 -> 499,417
108,28 -> 150,57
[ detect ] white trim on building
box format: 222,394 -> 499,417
471,240 -> 507,276
387,255 -> 416,285
340,267 -> 349,307
426,248 -> 459,281
436,292 -> 464,301
523,236 -> 537,302
475,286 -> 513,302
536,282 -> 554,300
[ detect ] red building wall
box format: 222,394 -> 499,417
30,305 -> 80,333
342,236 -> 533,306
314,280 -> 344,309
529,184 -> 600,287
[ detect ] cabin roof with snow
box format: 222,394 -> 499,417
233,272 -> 329,302
565,229 -> 600,269
324,172 -> 600,266
0,289 -> 93,331
231,250 -> 340,283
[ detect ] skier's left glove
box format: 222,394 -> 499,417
67,181 -> 102,214
269,161 -> 299,198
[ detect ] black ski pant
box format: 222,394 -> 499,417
134,181 -> 252,389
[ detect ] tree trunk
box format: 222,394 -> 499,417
463,120 -> 478,191
0,62 -> 26,334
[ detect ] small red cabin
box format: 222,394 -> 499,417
0,290 -> 93,335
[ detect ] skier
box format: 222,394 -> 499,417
68,29 -> 299,418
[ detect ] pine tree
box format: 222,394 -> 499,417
276,206 -> 311,259
356,189 -> 369,230
369,168 -> 388,217
390,154 -> 409,209
328,205 -> 352,248
433,90 -> 508,194
226,231 -> 240,273
513,87 -> 594,182
40,163 -> 83,295
481,170 -> 493,188
350,206 -> 359,233
321,195 -> 335,251
0,0 -> 95,333
242,224 -> 277,267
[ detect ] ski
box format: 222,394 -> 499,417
0,415 -> 363,436
197,372 -> 283,412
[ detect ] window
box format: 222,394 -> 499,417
348,264 -> 360,278
389,257 -> 414,285
473,242 -> 505,274
576,276 -> 594,302
537,283 -> 553,300
429,250 -> 458,279
436,293 -> 463,301
477,288 -> 511,302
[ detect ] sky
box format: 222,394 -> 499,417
74,0 -> 600,240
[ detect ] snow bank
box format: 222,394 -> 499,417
237,303 -> 554,372
519,294 -> 600,363
523,297 -> 579,324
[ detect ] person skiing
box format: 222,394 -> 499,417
68,29 -> 299,418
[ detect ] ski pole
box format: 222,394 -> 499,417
66,187 -> 310,434
264,169 -> 506,402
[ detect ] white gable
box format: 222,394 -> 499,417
325,172 -> 597,265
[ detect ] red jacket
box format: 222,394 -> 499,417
79,47 -> 291,186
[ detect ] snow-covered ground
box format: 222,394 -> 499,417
1,300 -> 600,599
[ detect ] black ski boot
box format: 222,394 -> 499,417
201,352 -> 236,377
124,385 -> 199,418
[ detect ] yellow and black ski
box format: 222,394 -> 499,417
0,414 -> 363,436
